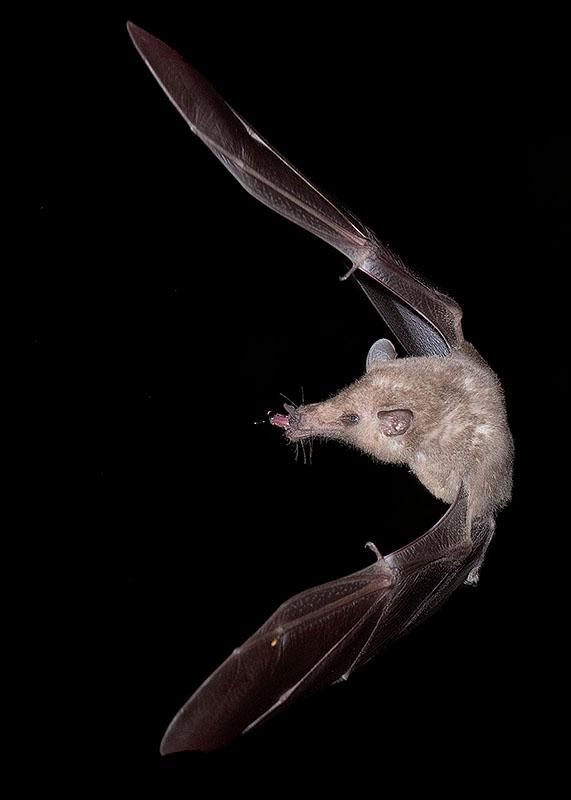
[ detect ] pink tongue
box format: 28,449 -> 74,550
269,413 -> 290,428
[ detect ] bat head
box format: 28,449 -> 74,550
283,339 -> 419,466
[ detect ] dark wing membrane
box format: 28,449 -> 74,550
127,22 -> 369,263
159,488 -> 486,754
127,22 -> 464,356
160,559 -> 395,754
355,262 -> 463,356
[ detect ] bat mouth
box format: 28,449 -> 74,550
270,404 -> 313,441
269,412 -> 290,429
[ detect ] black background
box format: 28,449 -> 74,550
23,4 -> 566,794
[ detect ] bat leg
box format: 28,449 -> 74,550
464,518 -> 496,586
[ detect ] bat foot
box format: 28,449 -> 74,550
464,567 -> 480,586
463,517 -> 496,587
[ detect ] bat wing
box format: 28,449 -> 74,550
127,22 -> 463,357
160,489 -> 493,753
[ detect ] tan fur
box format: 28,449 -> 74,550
287,342 -> 513,519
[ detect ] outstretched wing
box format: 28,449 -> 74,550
159,490 -> 494,753
127,22 -> 463,356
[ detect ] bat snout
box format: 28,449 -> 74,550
283,404 -> 313,440
269,403 -> 312,439
283,403 -> 345,442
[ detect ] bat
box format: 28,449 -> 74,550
127,21 -> 514,754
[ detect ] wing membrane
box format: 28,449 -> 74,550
128,22 -> 464,355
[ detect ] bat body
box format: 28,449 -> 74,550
127,22 -> 513,753
283,342 -> 512,519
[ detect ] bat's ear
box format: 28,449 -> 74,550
377,409 -> 413,436
366,338 -> 397,371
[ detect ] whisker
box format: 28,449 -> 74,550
297,436 -> 313,465
279,391 -> 299,408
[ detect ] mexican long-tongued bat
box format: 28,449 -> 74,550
127,22 -> 514,754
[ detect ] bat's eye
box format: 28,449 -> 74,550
340,413 -> 360,425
